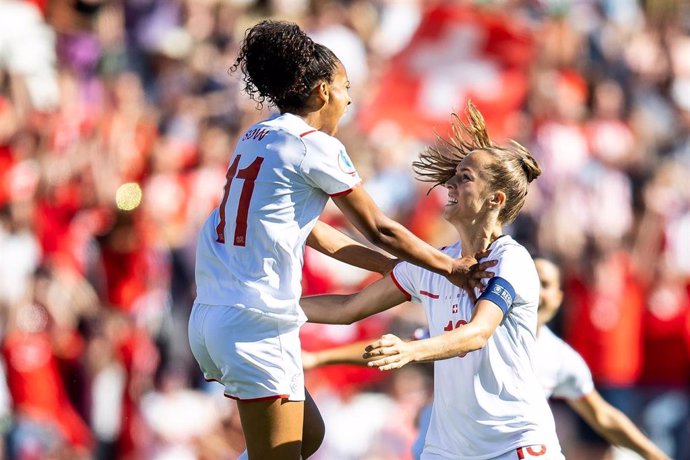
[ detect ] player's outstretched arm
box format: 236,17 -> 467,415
306,220 -> 397,275
332,187 -> 495,291
302,339 -> 373,370
567,391 -> 670,460
301,274 -> 408,325
364,299 -> 503,371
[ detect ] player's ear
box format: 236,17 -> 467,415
488,191 -> 506,209
316,81 -> 329,103
307,81 -> 329,111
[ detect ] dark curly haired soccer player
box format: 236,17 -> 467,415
188,21 -> 494,460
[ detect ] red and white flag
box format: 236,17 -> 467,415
359,4 -> 534,140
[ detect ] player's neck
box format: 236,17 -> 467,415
299,112 -> 322,131
455,222 -> 502,257
290,101 -> 325,132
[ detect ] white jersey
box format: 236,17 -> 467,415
535,326 -> 594,400
194,113 -> 361,321
392,236 -> 561,460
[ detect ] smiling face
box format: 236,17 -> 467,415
442,149 -> 497,225
319,61 -> 351,135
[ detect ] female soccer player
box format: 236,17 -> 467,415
187,21 -> 492,460
301,102 -> 564,459
303,258 -> 671,459
534,258 -> 670,460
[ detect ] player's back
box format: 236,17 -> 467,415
194,113 -> 344,322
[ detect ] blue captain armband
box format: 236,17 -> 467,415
478,276 -> 515,315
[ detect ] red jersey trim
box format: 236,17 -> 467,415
204,378 -> 289,402
390,272 -> 412,301
419,290 -> 439,299
225,394 -> 289,402
573,389 -> 595,401
329,181 -> 362,198
299,129 -> 318,138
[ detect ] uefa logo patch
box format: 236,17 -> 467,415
491,283 -> 513,305
338,150 -> 356,174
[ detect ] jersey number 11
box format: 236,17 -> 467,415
216,155 -> 264,246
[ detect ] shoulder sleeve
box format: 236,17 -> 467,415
551,340 -> 595,400
299,133 -> 362,196
478,244 -> 538,314
391,262 -> 421,303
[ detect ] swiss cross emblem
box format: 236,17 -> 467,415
452,304 -> 458,314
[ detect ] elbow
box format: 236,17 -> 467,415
359,214 -> 396,247
592,410 -> 618,432
339,298 -> 365,326
469,328 -> 493,352
366,224 -> 398,248
360,225 -> 386,246
343,309 -> 368,326
365,232 -> 385,247
473,339 -> 489,352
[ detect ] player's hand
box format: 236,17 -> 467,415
363,334 -> 414,371
446,250 -> 497,297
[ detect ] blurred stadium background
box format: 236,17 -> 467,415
0,0 -> 688,459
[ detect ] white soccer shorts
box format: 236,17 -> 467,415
494,444 -> 565,460
188,302 -> 305,401
421,444 -> 565,460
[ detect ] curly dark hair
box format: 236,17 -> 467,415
413,102 -> 541,224
230,20 -> 339,113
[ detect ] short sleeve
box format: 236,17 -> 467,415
487,245 -> 534,292
391,262 -> 421,303
478,243 -> 539,310
299,133 -> 361,196
552,345 -> 595,400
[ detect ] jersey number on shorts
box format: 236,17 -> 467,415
216,155 -> 264,246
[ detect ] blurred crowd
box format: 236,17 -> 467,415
0,0 -> 688,459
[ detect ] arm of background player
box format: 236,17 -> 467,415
567,391 -> 671,460
332,187 -> 495,290
302,339 -> 373,369
364,299 -> 503,371
301,274 -> 408,325
306,220 -> 398,275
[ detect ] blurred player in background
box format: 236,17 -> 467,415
533,258 -> 669,460
302,102 -> 564,460
187,20 -> 492,460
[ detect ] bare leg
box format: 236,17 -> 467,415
236,398 -> 304,460
301,389 -> 325,458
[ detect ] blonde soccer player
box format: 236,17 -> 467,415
301,102 -> 564,460
303,258 -> 671,459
